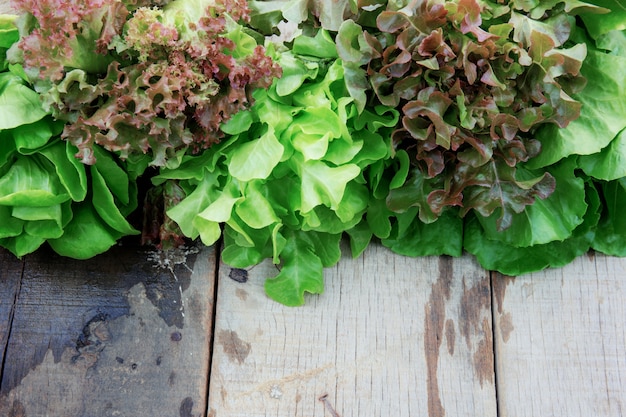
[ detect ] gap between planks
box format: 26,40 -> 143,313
0,253 -> 24,390
2,245 -> 624,417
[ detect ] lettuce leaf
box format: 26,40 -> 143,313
0,72 -> 47,129
529,46 -> 626,168
464,178 -> 601,275
159,31 -> 396,304
592,178 -> 626,256
475,158 -> 587,247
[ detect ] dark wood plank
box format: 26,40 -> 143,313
0,243 -> 216,416
0,249 -> 23,372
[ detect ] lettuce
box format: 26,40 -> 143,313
0,122 -> 141,258
9,0 -> 280,167
592,178 -> 626,256
3,0 -> 626,305
333,0 -> 599,232
1,19 -> 142,258
155,31 -> 397,305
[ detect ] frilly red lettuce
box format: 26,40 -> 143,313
10,0 -> 281,166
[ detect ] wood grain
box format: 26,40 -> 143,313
0,244 -> 216,417
0,250 -> 23,371
493,253 -> 626,417
208,243 -> 497,417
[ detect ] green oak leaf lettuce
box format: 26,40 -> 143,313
156,30 -> 397,305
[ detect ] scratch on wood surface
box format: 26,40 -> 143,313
424,257 -> 453,417
319,393 -> 341,417
237,363 -> 333,398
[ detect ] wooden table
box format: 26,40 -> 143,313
1,243 -> 624,416
0,2 -> 624,414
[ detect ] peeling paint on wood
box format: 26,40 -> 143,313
424,257 -> 454,417
498,312 -> 514,343
459,275 -> 491,350
0,244 -> 201,394
445,319 -> 456,356
473,318 -> 494,387
492,274 -> 514,315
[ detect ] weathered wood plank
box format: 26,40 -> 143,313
0,244 -> 216,417
208,243 -> 497,417
0,250 -> 23,371
493,254 -> 626,417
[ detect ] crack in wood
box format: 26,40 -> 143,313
0,252 -> 24,394
319,393 -> 341,417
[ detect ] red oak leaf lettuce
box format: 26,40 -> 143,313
337,0 -> 594,230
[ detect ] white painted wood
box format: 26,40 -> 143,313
493,254 -> 626,417
208,243 -> 497,417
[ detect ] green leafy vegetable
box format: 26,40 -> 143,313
0,72 -> 47,129
334,0 -> 592,231
3,0 -> 626,306
592,178 -> 626,256
155,30 -> 397,304
9,0 -> 281,166
463,179 -> 600,276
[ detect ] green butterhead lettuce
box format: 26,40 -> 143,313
156,29 -> 397,305
592,178 -> 626,256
